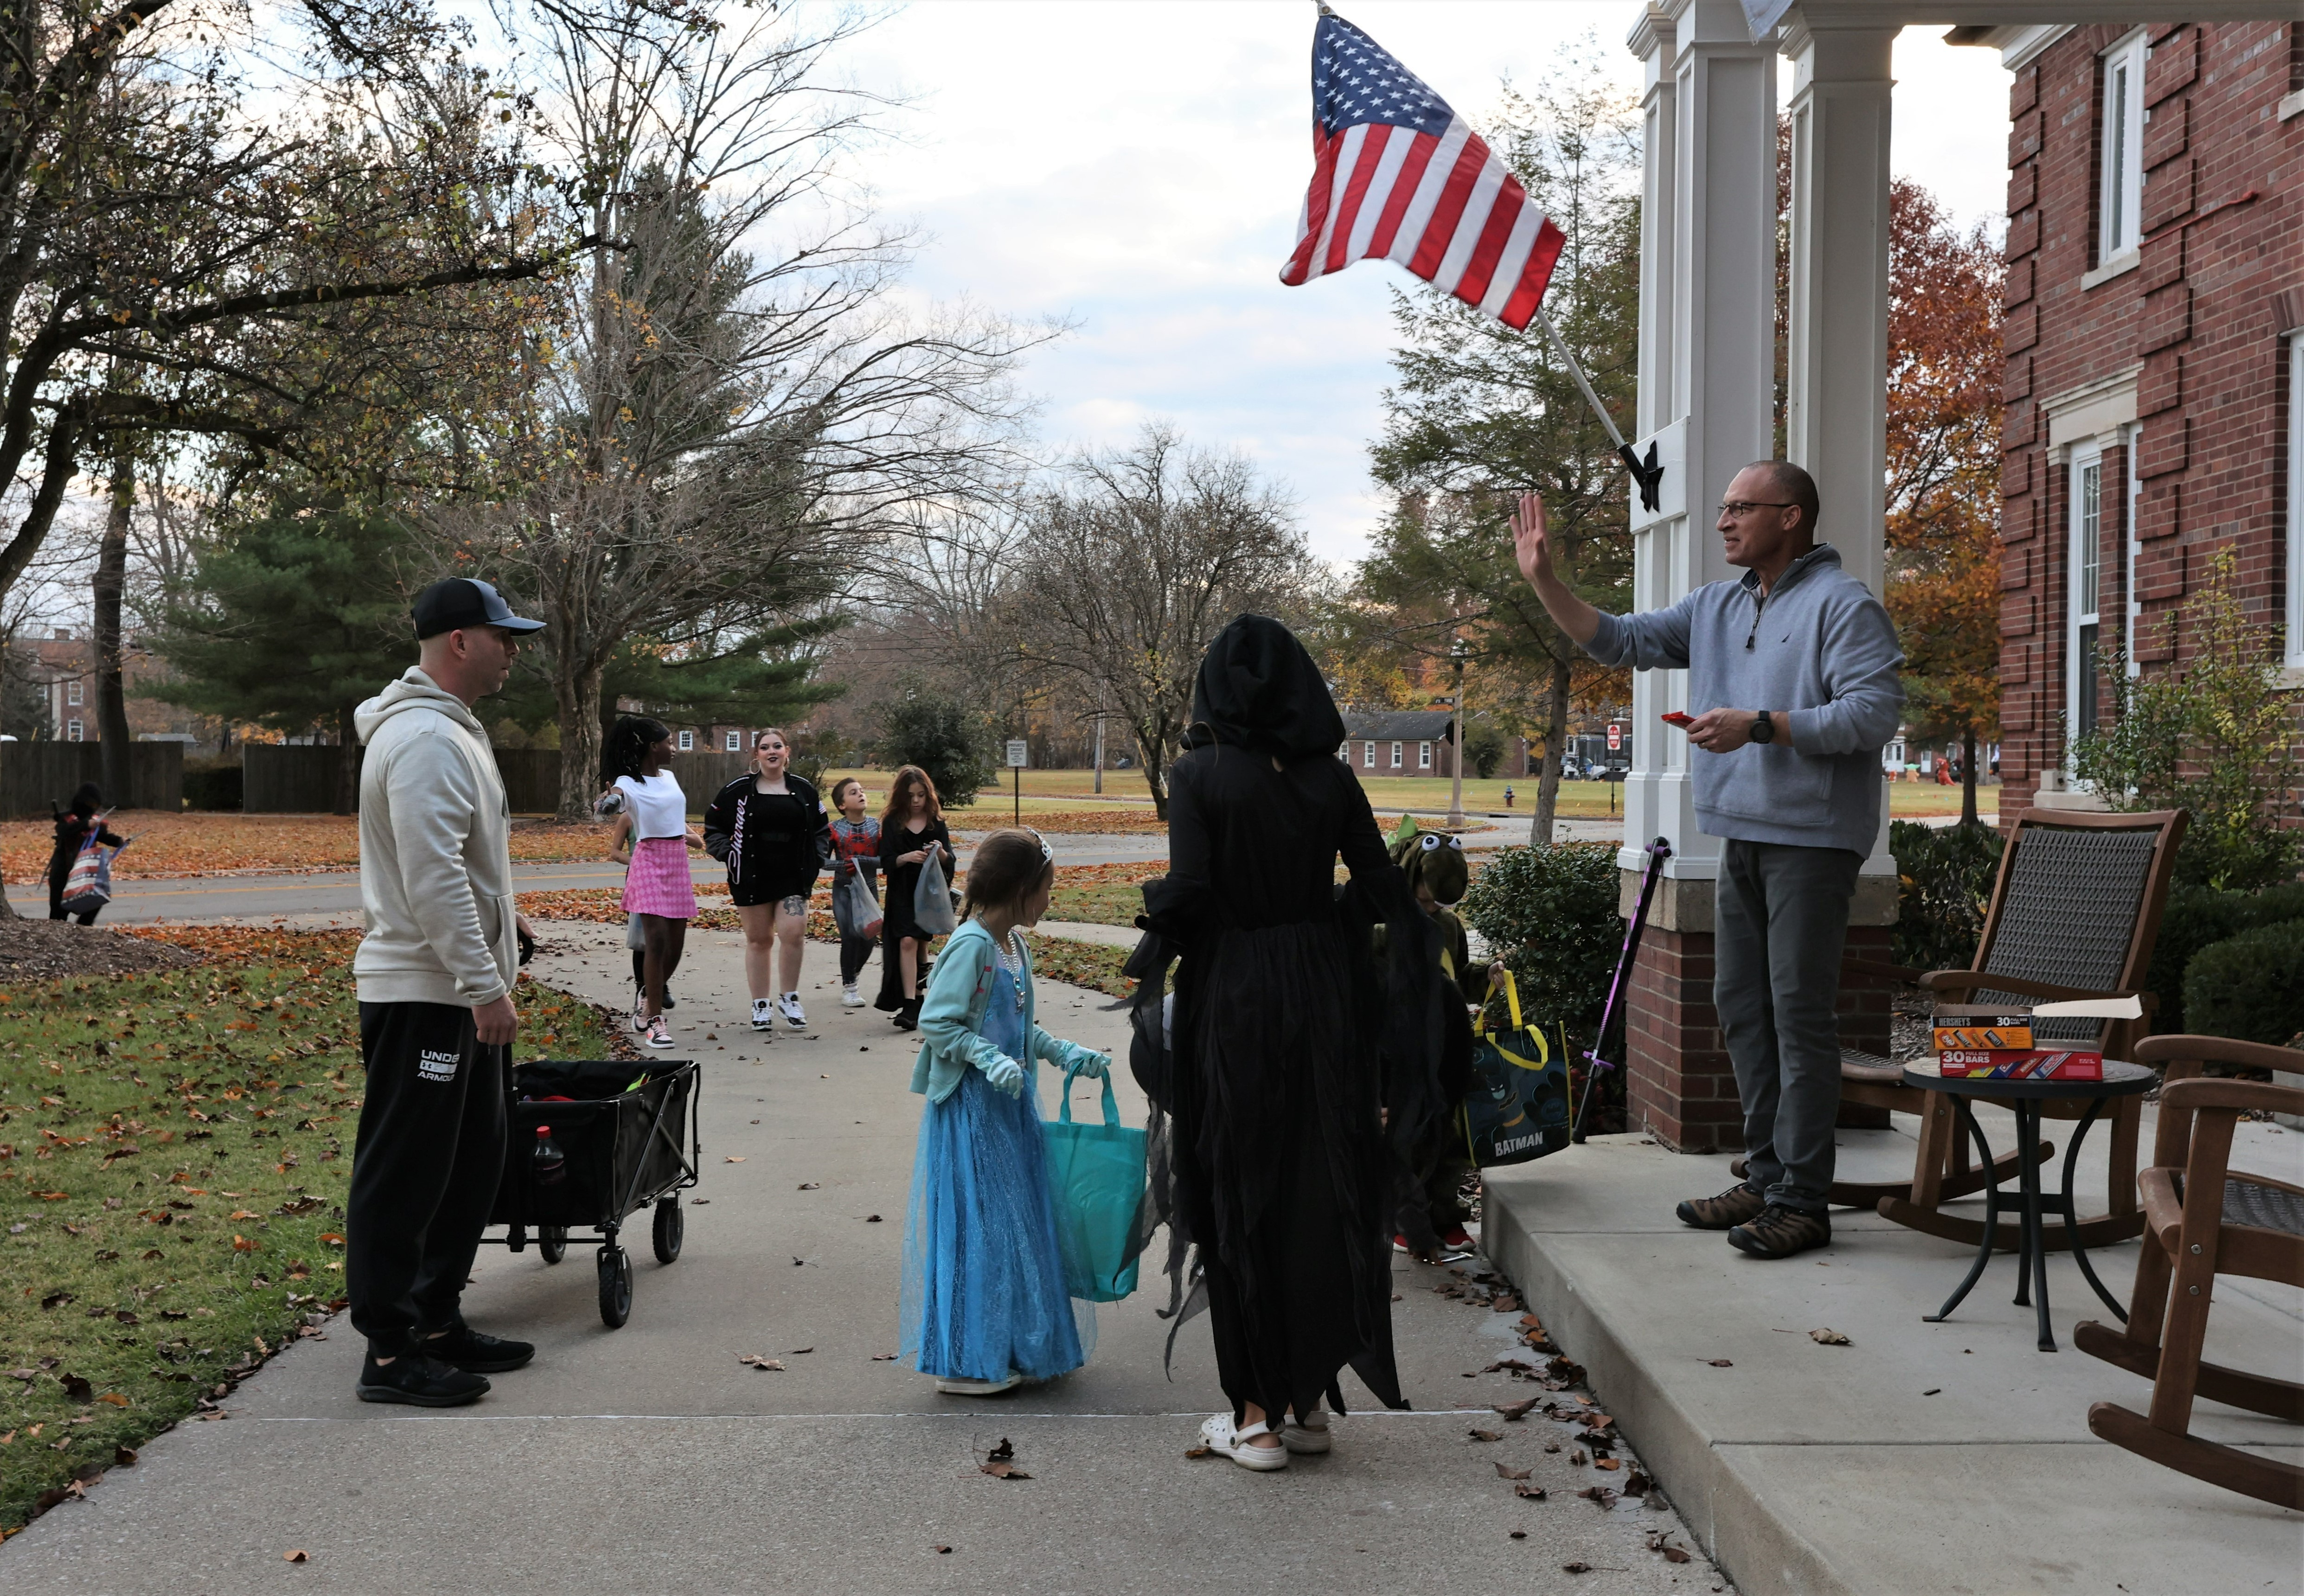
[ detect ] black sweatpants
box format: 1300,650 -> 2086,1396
349,1001 -> 506,1357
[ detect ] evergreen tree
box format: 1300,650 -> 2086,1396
147,507 -> 417,812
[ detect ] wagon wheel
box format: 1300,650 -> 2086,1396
596,1245 -> 633,1328
652,1197 -> 684,1265
538,1226 -> 567,1265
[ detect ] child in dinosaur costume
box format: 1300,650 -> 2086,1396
1376,818 -> 1500,1259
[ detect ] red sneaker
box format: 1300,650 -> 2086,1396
1440,1225 -> 1476,1252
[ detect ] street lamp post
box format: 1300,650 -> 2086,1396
1445,636 -> 1469,830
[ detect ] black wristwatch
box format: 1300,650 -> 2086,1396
1749,713 -> 1776,746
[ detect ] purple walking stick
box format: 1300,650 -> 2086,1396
1574,836 -> 1672,1142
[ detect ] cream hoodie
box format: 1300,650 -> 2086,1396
352,667 -> 517,1008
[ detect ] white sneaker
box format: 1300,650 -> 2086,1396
778,992 -> 806,1029
1200,1413 -> 1288,1471
1283,1399 -> 1331,1455
750,999 -> 774,1033
934,1373 -> 1021,1396
840,985 -> 865,1008
645,1017 -> 674,1049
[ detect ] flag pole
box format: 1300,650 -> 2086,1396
1530,305 -> 1663,512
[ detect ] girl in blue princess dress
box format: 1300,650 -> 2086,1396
900,828 -> 1111,1395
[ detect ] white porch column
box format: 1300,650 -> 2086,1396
1621,0 -> 1779,892
1783,19 -> 1901,914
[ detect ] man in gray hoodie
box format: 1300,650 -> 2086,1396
1514,462 -> 1903,1258
349,577 -> 544,1404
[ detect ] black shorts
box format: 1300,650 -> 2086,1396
730,876 -> 810,911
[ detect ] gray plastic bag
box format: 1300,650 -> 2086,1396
912,849 -> 958,938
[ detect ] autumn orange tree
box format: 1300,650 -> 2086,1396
1884,181 -> 2002,827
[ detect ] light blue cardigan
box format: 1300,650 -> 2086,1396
908,918 -> 1105,1103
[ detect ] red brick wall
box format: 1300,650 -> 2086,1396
1625,923 -> 1894,1154
1998,22 -> 2302,819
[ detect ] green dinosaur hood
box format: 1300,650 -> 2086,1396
1389,816 -> 1469,907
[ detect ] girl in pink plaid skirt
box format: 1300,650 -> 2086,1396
603,716 -> 702,1049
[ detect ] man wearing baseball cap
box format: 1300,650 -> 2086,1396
347,577 -> 546,1405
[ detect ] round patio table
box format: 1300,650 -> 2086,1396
1900,1060 -> 2157,1352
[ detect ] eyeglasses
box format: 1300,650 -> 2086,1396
1716,501 -> 1796,518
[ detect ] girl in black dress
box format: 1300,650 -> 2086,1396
46,784 -> 125,924
874,765 -> 953,1032
1133,615 -> 1442,1470
704,729 -> 830,1033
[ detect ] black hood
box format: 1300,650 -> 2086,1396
1184,613 -> 1344,761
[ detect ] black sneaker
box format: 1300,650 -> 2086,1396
421,1325 -> 536,1373
1726,1204 -> 1832,1259
356,1352 -> 490,1407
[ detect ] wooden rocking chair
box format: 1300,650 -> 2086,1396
2075,1034 -> 2304,1511
1818,809 -> 2184,1248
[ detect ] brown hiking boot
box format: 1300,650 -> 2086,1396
1675,1182 -> 1766,1230
1727,1204 -> 1832,1259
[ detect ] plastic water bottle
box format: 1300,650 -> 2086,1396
532,1124 -> 566,1186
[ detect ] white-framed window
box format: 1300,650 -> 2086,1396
677,729 -> 694,751
1418,741 -> 1432,769
2287,328 -> 2304,668
2124,424 -> 2143,678
2069,448 -> 2105,747
724,729 -> 741,752
1389,741 -> 1403,769
66,680 -> 83,705
67,719 -> 83,741
2099,31 -> 2147,264
1363,740 -> 1376,769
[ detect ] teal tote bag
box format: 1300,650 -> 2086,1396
1040,1065 -> 1147,1303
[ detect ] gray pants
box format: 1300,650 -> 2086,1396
1713,839 -> 1862,1213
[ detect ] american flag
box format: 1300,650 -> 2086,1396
1279,11 -> 1566,331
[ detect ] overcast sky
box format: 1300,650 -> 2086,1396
839,0 -> 2013,568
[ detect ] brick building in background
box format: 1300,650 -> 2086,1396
1990,20 -> 2302,811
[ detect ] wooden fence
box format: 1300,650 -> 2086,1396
238,744 -> 752,816
0,741 -> 183,817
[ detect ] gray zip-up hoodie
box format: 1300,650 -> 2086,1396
352,668 -> 517,1008
1583,544 -> 1903,856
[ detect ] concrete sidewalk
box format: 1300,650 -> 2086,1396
1483,1113 -> 2304,1596
5,923 -> 1724,1595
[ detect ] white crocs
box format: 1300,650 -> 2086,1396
1284,1400 -> 1331,1455
1200,1413 -> 1289,1471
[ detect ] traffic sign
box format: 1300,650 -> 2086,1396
1005,740 -> 1029,768
1606,724 -> 1622,752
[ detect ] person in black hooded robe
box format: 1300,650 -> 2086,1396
1137,614 -> 1445,1469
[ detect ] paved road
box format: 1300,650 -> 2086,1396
6,920 -> 1716,1594
76,817 -> 1626,927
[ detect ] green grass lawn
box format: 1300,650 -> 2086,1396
820,766 -> 1997,823
0,928 -> 611,1535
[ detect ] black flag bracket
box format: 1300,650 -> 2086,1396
1532,306 -> 1664,515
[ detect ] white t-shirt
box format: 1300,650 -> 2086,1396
614,772 -> 689,840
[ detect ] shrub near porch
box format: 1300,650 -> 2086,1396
0,927 -> 611,1534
